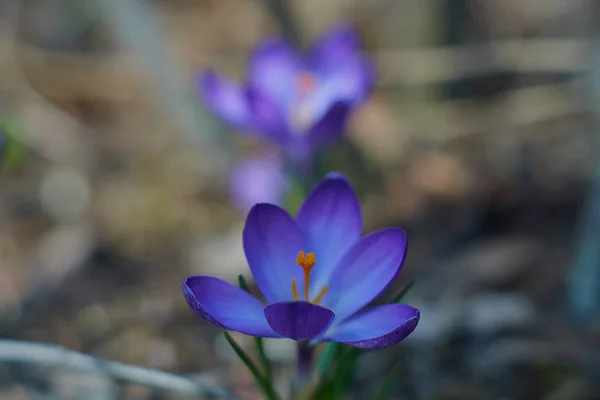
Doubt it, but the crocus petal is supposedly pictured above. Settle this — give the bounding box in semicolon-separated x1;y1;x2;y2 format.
182;276;279;338
296;173;362;296
323;304;419;349
325;56;375;106
312;56;374;112
322;228;408;320
264;301;334;340
246;87;290;143
199;70;251;129
228;153;286;212
310;25;375;108
310;25;360;70
243;204;306;304
248;39;303;109
306;101;351;147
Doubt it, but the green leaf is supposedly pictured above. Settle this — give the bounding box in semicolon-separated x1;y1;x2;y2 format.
331;346;361;399
310;377;334;400
390;280;416;304
255;336;272;382
332;138;384;195
237;275;273;382
284;181;307;216
313;147;335;180
373;361;404;400
311;344;341;399
312;281;416;399
237;274;251;292
312;344;362;400
315;343;339;379
223;331;279;400
0;118;28;170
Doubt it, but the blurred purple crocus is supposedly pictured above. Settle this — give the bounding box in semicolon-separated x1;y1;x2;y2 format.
199;25;374;157
183;173;419;349
229;152;287;212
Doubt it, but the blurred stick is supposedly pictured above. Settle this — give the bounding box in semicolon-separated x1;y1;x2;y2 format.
1;38;587;97
3;37;587;144
376;38;589;86
567;37;600;326
91;0;226;165
399;0;441;103
0;339;244;399
262;0;300;46
569;152;600;325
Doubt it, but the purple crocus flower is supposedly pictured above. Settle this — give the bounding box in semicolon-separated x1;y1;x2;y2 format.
199;25;374;156
228;152;287;212
183;173;419;349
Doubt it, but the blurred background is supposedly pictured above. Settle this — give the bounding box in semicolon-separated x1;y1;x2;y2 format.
1;0;600;399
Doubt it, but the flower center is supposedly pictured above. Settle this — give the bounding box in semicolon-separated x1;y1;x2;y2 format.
292;251;329;304
289;73;317;135
297;73;315;94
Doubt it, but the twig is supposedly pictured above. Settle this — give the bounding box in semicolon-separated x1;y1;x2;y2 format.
376;39;589;85
567;37;600;326
91;0;228;168
262;0;301;46
2;38;588;95
0;339;245;399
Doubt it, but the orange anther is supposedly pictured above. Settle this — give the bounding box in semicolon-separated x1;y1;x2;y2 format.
292;251;328;304
297;73;315;94
296;251;316;301
296;251;305;267
296;251;316;272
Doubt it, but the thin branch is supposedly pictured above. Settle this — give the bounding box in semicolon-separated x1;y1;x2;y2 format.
91;0;228;168
262;0;301;46
376;39;589;86
568;36;600;326
0;339;244;399
2;38;588;95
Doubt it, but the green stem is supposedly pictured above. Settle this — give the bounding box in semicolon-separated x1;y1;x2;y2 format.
315;343;338;379
235;275;276;398
256;336;272;382
223;332;279;400
331;346;361;400
373;361;404;400
296;342;314;383
390;280;416;303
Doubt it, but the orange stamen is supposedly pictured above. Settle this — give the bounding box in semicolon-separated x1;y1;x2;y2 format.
291;278;300;301
292;251;328;304
296;251;316;301
297;73;315;94
311;286;329;305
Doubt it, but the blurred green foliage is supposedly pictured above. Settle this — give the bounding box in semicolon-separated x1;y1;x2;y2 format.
0;117;28;170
